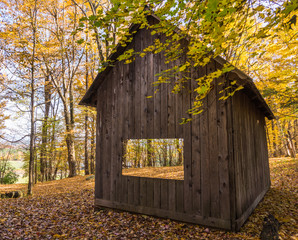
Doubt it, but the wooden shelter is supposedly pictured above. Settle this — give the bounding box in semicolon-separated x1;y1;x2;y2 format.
80;15;274;231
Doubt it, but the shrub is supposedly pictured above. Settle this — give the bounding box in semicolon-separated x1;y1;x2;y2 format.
0;164;18;184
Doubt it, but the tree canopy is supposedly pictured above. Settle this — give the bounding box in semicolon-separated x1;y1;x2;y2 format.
0;0;297;184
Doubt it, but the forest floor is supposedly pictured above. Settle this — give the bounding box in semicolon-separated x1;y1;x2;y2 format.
0;158;297;239
122;165;184;180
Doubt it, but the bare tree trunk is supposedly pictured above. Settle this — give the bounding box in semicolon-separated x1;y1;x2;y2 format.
34;149;38;184
169;145;173;166
276;120;290;156
271;121;277;157
163;144;168;167
177;139;183;166
48;109;57;181
286;121;296;158
84;111;90;174
84;50;90;175
136;142;141;168
28;0;37;195
64;107;77;177
147;139;152;167
67;103;77;177
40;75;51;181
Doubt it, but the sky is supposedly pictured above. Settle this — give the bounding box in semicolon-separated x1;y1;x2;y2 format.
2;102;31;146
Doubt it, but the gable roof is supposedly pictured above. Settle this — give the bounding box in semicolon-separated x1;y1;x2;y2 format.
79;19;143;107
79;14;274;120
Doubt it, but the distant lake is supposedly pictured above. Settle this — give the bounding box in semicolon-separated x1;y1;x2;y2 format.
8;160;27;184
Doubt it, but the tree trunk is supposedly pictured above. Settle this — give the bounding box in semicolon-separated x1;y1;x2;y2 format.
177;139;183;166
163;141;168;167
136;142;141;168
64;107;77;177
28;0;37;195
147;139;152;167
271;121;277;157
84;112;89;175
40;75;51;181
169;145;173;166
286;122;296;158
34;151;38;184
66;132;77;177
84;50;90;175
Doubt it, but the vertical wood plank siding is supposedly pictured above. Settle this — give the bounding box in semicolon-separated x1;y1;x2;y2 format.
94;26;270;231
231;91;271;230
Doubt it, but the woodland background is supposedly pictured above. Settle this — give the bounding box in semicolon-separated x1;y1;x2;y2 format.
0;0;297;191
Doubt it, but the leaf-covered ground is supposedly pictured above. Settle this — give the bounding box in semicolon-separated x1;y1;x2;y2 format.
123;165;184;180
0;158;297;239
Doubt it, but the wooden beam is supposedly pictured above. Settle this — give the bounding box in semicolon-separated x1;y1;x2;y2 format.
94;198;231;230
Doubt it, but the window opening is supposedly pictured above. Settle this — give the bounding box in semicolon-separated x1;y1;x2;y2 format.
122;138;184;180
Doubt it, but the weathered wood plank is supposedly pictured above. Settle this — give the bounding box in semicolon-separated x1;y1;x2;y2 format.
256;109;264;196
239;93;247;215
241;94;249;212
110;67;117;202
116;62;124;203
95;84;104;199
182;50;193;214
200;64;210;218
127;176;134;205
102;78;111;201
207;60;220;218
245;95;253;205
146;31;154;139
160;35;168;139
175;62;183;138
140;29;148;139
233;93;243;219
140;178;147;206
168;180;176;211
128;39;136;139
226;82;236;229
134;31;142;139
119;61;130;204
176;180;184;212
123;56;130;140
167;59;176;138
153;36;161;139
160;179;168;210
216;62;230;220
133;177;140;206
255;112;261;197
250;97;258;201
146;178;154;208
95;198;231;230
161;90;168;138
191;65;202;215
243;95;252;206
259;111;266;191
153;179;161;209
121;175;128;204
121;60;130;205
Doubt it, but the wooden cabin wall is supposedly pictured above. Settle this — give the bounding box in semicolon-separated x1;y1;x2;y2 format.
231;91;271;229
95;27;232;229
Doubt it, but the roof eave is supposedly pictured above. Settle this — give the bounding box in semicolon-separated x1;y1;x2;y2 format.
214;56;275;120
